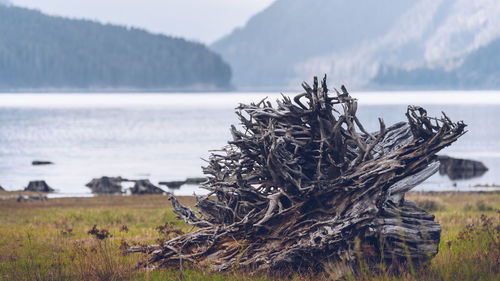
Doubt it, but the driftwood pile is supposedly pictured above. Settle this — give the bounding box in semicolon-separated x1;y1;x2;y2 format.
133;76;466;276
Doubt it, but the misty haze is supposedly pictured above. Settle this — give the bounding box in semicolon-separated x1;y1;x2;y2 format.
1;1;499;280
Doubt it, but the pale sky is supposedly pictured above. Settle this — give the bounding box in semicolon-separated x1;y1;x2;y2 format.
9;0;276;44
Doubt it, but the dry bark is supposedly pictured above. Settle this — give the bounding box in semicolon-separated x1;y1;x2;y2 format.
132;76;466;276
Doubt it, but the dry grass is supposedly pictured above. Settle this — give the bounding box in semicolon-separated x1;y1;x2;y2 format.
0;192;498;280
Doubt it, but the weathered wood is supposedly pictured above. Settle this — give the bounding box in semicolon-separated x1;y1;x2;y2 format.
134;76;466;277
17;192;48;202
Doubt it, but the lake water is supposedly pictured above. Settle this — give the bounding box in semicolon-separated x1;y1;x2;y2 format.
1;91;500;196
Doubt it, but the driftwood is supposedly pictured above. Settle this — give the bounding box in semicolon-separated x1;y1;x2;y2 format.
134;76;466;276
17;192;48;202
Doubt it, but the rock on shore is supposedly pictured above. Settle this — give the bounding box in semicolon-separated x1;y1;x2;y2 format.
86;177;124;194
130;180;165;195
438;155;488;180
24;180;54;192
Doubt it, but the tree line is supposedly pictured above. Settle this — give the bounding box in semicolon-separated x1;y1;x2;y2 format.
0;5;231;91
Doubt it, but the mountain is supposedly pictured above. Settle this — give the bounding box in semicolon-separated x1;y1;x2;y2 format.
372;37;500;89
0;5;231;91
212;0;500;90
212;0;415;90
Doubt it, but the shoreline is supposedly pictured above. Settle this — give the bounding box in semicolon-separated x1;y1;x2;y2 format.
2;189;500;202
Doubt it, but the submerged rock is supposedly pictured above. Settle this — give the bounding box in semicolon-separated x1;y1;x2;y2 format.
32;160;54;165
185;177;207;184
158;181;185;189
437;155;488;180
130;180;165;195
159;177;207;189
86;176;124;194
24;180;54;192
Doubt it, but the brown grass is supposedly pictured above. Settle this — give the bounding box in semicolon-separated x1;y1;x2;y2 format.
0;191;498;280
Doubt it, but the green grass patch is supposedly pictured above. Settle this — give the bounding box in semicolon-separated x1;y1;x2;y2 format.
0;193;498;280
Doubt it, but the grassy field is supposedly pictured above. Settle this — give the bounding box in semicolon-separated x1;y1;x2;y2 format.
0;191;498;281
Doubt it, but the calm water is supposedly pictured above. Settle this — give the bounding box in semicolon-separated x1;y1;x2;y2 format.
1;91;500;196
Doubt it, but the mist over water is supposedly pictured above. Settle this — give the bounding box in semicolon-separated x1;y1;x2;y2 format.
1;91;499;196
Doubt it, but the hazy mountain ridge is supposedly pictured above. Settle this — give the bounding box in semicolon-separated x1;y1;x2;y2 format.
373;37;500;89
212;0;415;90
370;0;500;89
0;5;231;91
213;0;500;90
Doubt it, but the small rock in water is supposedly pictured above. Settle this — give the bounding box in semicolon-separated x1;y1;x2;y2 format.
86;176;124;194
24;180;54;192
159;181;185;189
185;177;207;185
32;160;54;165
159;177;206;189
130;179;165;195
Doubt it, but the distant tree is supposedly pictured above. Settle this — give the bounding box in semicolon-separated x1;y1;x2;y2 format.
0;5;231;91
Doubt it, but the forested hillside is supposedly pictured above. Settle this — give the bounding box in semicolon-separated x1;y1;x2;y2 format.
0;5;231;91
372;37;500;89
212;0;500;90
212;0;414;89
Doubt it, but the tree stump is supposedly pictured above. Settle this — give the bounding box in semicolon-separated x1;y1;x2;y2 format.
134;76;466;276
